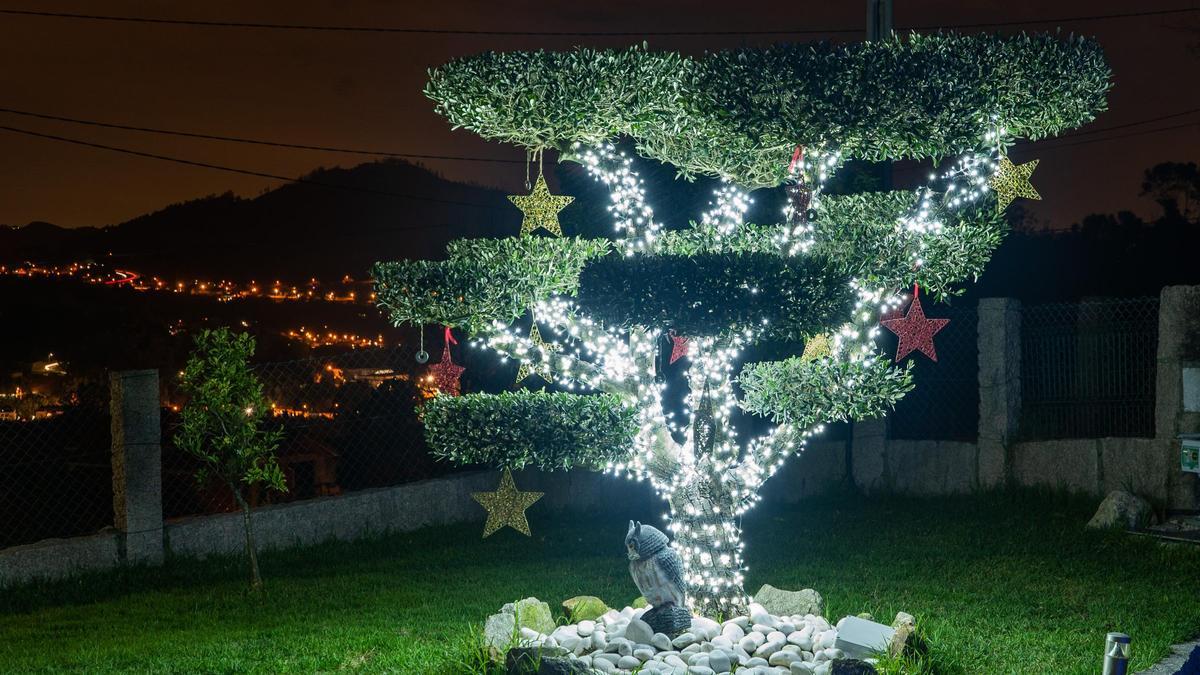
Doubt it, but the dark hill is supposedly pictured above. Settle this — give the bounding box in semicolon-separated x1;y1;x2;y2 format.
1;160;518;280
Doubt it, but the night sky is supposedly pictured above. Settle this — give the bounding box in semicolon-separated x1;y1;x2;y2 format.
0;0;1196;229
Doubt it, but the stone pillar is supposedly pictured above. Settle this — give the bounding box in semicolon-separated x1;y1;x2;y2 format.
977;298;1021;488
110;369;163;565
1156;286;1200;510
851;419;888;493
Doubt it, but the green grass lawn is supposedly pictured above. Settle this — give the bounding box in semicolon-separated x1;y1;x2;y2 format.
1;491;1197;674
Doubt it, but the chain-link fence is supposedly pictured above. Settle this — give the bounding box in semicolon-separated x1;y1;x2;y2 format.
0;380;112;548
1019;297;1159;440
885;303;980;441
161;345;449;519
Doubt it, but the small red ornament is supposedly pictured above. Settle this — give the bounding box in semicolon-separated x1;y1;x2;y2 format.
428;326;465;395
668;330;690;365
880;285;949;363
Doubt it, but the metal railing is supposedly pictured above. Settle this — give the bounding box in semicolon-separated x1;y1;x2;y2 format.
0;381;112;548
886;304;980;442
161;345;452;519
1018;298;1159;440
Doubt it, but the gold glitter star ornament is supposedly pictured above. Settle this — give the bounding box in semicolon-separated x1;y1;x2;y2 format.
989;155;1041;213
472;468;543;537
508;172;573;237
515;323;558;385
800;333;832;362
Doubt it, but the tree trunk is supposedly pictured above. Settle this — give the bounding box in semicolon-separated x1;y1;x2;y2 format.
232;489;263;593
668;478;747;619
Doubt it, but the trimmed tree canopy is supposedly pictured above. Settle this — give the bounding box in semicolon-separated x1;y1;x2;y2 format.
422;391;637;471
381;31;1110;616
576;253;854;341
427;33;1109;186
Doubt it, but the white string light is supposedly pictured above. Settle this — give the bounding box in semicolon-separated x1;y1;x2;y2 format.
468;131;1006;615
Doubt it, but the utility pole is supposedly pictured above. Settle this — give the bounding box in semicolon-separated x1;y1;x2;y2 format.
867;0;893;41
867;0;894;190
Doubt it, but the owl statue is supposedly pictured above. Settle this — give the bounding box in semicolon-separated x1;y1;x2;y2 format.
625;520;692;636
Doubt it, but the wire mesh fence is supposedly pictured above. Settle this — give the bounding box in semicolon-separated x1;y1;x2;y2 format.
161;345;450;520
0;380;112;549
883;303;980;441
1018;297;1159;440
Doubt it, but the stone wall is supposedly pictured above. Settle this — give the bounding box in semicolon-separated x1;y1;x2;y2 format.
4;287;1198;587
841;287;1197;507
1;468;661;586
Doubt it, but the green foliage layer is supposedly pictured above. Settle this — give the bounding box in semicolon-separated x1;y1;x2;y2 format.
372;237;609;333
815;192;1007;298
739;354;914;427
372;191;1002;332
575;253;854;341
422;391;637;470
426;33;1109;186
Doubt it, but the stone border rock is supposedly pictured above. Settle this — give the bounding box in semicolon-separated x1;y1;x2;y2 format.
504;602;881;675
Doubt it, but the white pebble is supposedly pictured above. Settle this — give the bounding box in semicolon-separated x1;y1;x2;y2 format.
577;620;595;636
672;632;698;649
769;651;801;667
754;640;784;658
707;649;732;673
721;623;745;642
618;654;642;669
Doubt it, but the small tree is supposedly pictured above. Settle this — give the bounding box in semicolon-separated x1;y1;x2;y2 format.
175;328;285;592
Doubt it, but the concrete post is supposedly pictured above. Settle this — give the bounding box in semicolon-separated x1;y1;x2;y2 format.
1156;286;1200;510
110;369;163;565
851;419;888;493
977;298;1022;488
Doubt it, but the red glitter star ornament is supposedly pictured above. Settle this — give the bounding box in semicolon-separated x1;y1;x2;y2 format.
428;326;465;395
880;285;950;363
668;330;690;364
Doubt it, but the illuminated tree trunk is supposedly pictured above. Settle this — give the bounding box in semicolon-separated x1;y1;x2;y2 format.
668;477;747;619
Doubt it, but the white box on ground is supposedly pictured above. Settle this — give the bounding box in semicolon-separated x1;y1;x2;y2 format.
835;616;896;659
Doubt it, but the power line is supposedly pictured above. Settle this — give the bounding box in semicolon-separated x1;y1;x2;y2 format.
1;107;1193;213
3;104;1198;165
1044;106;1200;140
0;106;523;163
0;124;506;217
907;6;1198;31
1020;120;1199;151
0;6;1195;36
891;118;1199;175
0;8;859;36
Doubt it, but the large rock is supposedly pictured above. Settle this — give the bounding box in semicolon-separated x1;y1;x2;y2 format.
889;611;927;658
1087;490;1156;530
562;596;610;623
505;646;590;674
485;611;518;656
753;585;825;618
515;597;557;635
